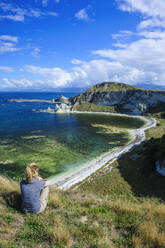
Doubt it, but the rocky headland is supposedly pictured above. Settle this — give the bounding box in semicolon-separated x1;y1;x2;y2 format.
53;82;165;115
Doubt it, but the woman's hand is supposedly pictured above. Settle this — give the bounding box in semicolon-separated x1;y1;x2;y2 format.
38;176;43;181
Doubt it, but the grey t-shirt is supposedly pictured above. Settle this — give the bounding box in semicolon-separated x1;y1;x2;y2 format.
20;178;46;213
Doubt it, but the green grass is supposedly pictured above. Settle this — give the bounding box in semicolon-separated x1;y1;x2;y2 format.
73;102;117;112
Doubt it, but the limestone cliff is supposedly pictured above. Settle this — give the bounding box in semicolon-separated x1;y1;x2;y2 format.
55;82;165;114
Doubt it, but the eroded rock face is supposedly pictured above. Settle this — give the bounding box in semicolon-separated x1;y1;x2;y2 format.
53;82;165;114
54;102;72;112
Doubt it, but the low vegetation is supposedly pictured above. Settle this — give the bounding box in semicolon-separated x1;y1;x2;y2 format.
73;102;117;113
0;108;165;247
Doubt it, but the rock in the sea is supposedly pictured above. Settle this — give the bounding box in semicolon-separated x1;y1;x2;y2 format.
54;102;72;113
53;95;72;113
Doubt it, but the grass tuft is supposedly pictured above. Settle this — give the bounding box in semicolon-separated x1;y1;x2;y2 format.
49;216;70;246
49;191;62;208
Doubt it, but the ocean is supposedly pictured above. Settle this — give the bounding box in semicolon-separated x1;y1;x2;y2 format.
0;92;143;180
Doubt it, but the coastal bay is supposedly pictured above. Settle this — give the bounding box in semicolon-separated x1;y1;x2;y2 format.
0;92;146;181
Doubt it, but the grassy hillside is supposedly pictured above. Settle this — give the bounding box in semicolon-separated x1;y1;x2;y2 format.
72;102;131;114
0;109;165;247
84;82;165;94
73;102;116;112
85;82;139;93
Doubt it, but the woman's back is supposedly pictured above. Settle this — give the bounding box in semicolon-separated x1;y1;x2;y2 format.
20;178;46;213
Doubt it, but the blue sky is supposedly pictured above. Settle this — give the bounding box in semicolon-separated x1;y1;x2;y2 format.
0;0;165;91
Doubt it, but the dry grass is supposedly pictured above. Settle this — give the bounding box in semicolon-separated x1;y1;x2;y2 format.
0;175;21;211
132;235;144;248
146;117;165;139
139;201;165;223
98;237;114;248
133;221;165;248
110;200;140;215
50;216;70;246
49;191;62;208
155;204;165;221
0;175;19;194
110;199;165;248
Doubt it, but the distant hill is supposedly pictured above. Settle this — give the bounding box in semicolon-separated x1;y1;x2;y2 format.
134;83;165;91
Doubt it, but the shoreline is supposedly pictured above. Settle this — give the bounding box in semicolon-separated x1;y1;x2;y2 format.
50;112;156;190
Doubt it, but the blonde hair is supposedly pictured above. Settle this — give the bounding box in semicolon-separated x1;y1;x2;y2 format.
25;163;39;183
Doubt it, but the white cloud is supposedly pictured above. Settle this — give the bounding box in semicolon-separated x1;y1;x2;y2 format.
0;66;14;72
0;35;18;43
24;65;73;87
48;12;58;17
42;0;60;6
92;35;165;85
117;0;165;29
0;14;25;21
138;18;165;29
139;30;165;39
0;41;20;53
0;2;58;22
117;0;165;18
71;59;82;65
112;30;135;39
0;34;20;53
0;3;42;21
75;9;89;21
0;77;36;89
30;47;40;58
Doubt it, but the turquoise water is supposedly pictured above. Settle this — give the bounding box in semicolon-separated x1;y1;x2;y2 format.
0;92;144;179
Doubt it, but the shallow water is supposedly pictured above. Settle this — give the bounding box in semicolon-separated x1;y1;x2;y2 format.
0;92;145;180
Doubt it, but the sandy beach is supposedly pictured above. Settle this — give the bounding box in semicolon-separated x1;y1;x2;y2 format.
50;112;156;190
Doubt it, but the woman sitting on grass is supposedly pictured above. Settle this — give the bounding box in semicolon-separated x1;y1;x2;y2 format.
20;163;51;214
